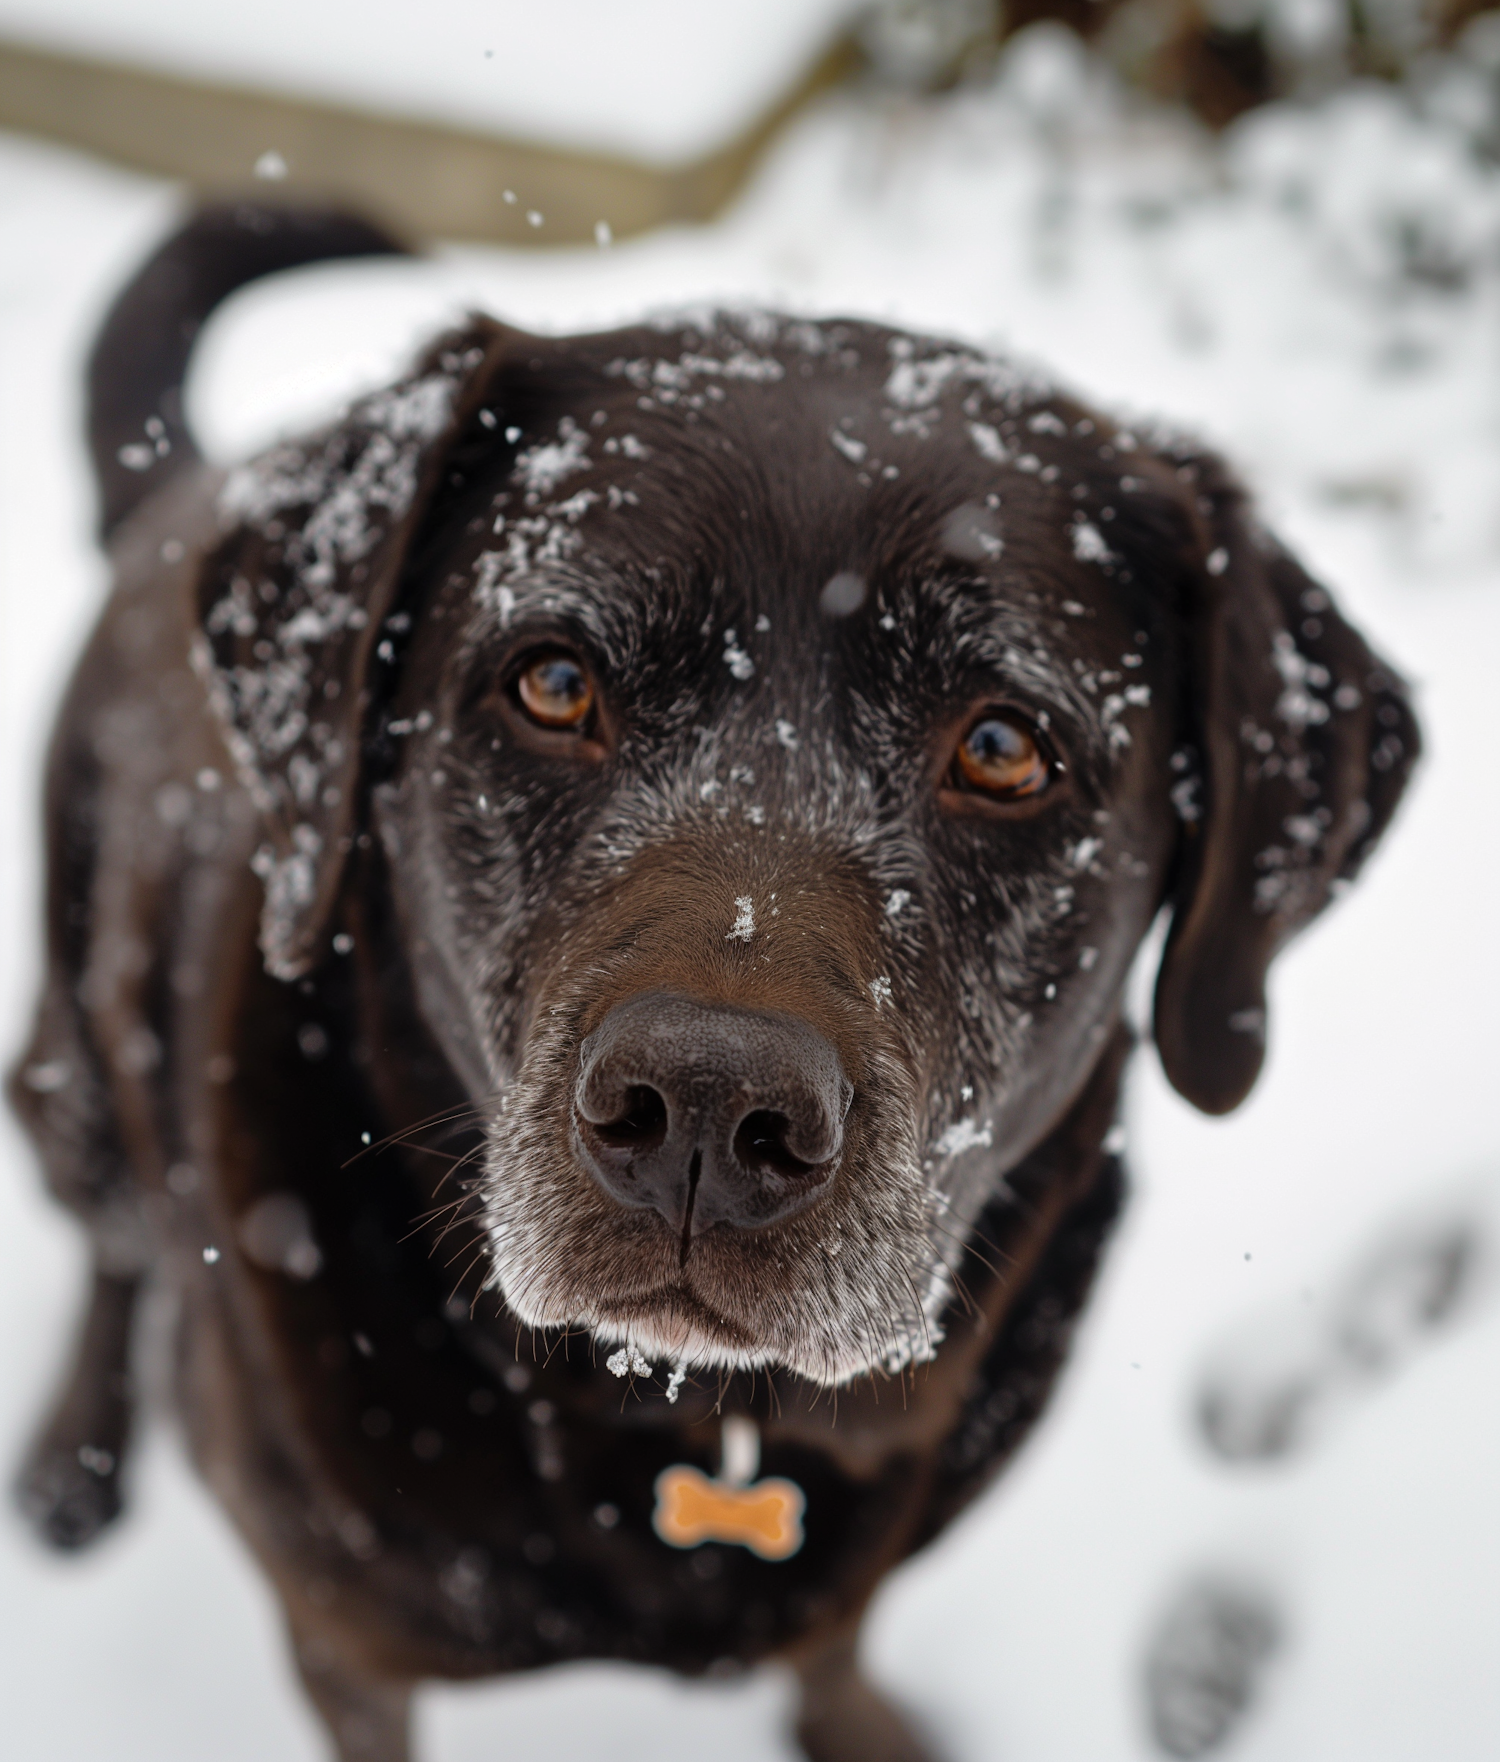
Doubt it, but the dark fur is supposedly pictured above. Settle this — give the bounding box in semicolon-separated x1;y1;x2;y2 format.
10;205;1418;1761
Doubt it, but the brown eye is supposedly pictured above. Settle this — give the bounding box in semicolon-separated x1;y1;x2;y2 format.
515;652;594;729
955;712;1052;799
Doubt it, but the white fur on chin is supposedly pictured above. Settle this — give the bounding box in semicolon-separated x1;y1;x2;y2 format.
486;1233;947;1387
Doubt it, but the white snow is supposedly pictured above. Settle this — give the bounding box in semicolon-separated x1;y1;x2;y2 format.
936;1117;995;1158
967;420;1010;464
0;0;862;166
2;24;1499;1762
726;896;756;942
722;632;755;681
604;1344;654;1379
514;417;591;498
1071;519;1113;565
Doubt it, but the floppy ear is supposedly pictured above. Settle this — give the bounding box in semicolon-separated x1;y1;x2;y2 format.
1153;452;1420;1114
192;317;512;980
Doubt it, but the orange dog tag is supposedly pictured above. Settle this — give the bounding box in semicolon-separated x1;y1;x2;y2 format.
652;1417;805;1561
653;1464;805;1560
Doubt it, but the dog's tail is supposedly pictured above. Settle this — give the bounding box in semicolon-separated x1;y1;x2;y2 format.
88;200;410;541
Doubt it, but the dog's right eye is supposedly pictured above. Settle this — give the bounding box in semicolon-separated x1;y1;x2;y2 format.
513;652;595;730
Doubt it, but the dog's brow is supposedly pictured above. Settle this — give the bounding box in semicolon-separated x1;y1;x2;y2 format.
469;570;644;670
898;581;1116;765
955;617;1090;709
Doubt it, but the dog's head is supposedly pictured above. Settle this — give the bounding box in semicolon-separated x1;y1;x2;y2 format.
193;312;1417;1385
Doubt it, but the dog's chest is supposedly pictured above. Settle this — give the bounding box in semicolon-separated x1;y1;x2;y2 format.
201;938;1122;1675
215;1151;1122;1679
242;1267;933;1672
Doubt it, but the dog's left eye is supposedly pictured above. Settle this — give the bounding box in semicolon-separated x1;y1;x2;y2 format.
952;711;1054;799
514;652;595;730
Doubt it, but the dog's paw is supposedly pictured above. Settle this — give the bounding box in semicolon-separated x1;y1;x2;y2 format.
1143;1576;1281;1759
1196;1198;1492;1463
14;1438;126;1551
794;1674;940;1762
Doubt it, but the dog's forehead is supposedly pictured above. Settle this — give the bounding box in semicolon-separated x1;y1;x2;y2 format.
472;312;1154;675
502;310;1058;521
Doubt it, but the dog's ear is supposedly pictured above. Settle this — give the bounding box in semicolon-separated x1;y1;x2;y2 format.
192;317;513;980
1152;452;1419;1114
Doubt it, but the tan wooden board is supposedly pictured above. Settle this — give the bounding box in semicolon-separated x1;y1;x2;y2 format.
0;34;856;245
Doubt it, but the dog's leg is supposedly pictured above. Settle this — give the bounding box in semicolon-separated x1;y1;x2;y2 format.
792;1621;937;1762
294;1642;413;1762
15;1260;139;1550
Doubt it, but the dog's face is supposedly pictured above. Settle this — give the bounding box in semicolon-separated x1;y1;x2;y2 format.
194;313;1417;1386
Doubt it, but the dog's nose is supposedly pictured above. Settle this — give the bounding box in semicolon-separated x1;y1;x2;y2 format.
573;992;851;1244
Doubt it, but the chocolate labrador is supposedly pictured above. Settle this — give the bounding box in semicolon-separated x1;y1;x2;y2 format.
9;204;1418;1762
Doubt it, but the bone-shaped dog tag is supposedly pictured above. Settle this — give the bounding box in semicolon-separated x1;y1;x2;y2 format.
653;1416;805;1561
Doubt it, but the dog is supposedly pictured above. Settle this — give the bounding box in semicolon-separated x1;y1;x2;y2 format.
9;202;1418;1762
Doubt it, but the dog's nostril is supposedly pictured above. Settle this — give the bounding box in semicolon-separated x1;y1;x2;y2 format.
589;1083;668;1150
733;1109;820;1179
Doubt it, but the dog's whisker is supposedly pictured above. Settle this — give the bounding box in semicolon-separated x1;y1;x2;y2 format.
339;1097;502;1170
402;1190;475;1233
443;1244;492;1302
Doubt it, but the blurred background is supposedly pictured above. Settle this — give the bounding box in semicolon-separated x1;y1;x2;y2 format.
0;2;1497;1758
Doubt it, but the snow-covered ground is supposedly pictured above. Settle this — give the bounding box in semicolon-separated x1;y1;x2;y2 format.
0;0;859;164
2;28;1498;1760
